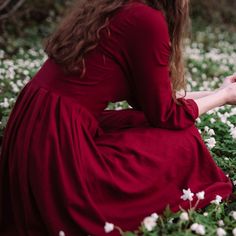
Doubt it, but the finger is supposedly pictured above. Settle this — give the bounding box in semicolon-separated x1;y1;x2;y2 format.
226;75;236;82
230;76;236;82
232;73;236;81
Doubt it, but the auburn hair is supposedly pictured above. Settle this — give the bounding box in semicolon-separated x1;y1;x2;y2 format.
44;0;190;101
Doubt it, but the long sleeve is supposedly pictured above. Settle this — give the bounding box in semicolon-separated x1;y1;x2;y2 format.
122;3;199;129
98;109;149;132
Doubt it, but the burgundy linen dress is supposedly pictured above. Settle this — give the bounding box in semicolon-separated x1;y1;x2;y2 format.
0;1;233;235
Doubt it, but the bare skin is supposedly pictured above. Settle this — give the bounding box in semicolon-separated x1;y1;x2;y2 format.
176;74;236;116
176;90;214;100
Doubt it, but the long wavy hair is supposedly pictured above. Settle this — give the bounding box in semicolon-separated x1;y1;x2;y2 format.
44;0;190;101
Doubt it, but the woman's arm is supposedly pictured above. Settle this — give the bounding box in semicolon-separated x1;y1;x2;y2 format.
193;89;226;116
120;7;199;129
176;90;214;99
177;74;236;100
193;83;236;116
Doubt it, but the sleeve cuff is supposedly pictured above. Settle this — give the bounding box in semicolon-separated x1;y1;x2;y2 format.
177;98;199;120
185;98;199;120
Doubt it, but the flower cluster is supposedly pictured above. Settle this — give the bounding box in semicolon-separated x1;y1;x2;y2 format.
104;212;159;234
210;195;222;205
190;223;206;235
142;213;159;231
103;188;236;236
180;188;206;210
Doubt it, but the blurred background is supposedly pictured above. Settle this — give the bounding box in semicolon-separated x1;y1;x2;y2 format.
0;0;236;51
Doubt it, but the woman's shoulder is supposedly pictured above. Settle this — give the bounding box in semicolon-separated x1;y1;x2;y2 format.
113;1;168;33
123;1;166;21
123;1;160;14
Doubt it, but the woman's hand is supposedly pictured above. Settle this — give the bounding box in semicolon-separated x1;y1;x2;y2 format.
218;73;236;90
192;74;236;117
193;83;236;117
224;82;236;105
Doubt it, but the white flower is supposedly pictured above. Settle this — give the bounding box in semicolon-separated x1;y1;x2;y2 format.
230;211;236;220
190;223;199;231
0;98;10;108
220;115;227;123
226;121;234;129
143;216;157;231
210;118;216;123
168;218;174;224
216;228;226;236
150;213;159;220
195;224;206;235
191;223;206;235
59;231;65;236
203;212;208;216
208;129;215;136
196;191;205;200
205;137;216;149
217;220;224;227
180;212;189;221
104;222;114;233
211;195;222;205
181;188;194;201
230;127;236;139
196;118;201;123
232;228;236;236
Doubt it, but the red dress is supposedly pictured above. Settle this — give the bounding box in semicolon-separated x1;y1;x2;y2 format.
0;1;232;236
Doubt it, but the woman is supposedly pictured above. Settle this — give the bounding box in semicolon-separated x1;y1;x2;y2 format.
0;0;236;235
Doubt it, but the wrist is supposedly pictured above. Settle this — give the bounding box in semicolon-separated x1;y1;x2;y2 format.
215;88;228;106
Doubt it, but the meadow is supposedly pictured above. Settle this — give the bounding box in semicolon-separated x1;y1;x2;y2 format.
0;24;236;235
